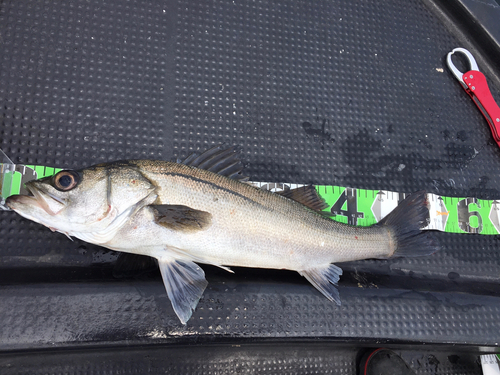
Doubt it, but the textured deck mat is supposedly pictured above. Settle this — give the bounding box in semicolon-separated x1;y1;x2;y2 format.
0;345;483;375
0;0;500;371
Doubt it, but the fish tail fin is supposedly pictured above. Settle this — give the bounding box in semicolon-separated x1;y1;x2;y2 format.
377;190;439;257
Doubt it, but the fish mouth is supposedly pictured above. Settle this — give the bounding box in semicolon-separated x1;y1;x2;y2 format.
5;192;46;226
6;193;43;210
6;184;66;216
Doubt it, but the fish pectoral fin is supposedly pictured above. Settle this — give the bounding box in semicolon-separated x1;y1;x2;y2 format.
153;205;212;232
298;264;343;305
277;185;328;212
113;253;158;278
158;258;208;325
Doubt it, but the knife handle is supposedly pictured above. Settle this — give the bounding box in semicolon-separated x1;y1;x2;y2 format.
462;70;500;144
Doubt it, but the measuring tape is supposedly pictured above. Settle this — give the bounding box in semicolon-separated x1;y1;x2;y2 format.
252;182;498;235
1;163;499;235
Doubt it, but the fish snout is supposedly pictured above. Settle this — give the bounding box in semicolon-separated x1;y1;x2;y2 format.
6;185;66;216
5;194;43;211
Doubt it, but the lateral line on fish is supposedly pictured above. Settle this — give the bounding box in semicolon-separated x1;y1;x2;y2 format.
157;170;275;212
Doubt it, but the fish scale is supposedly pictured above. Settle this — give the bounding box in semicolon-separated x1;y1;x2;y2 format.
137;161;392;266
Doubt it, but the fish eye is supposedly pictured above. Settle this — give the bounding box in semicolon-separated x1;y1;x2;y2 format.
53;170;80;191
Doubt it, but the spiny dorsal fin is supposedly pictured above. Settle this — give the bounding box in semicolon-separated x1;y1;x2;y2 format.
153;205;212;232
177;145;249;181
277;185;329;212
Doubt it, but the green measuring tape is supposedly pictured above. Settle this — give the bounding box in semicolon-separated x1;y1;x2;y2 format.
253;182;498;235
1;162;499;235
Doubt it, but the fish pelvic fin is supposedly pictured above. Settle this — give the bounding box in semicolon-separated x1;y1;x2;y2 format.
158;258;208;325
298;264;343;305
377;190;439;257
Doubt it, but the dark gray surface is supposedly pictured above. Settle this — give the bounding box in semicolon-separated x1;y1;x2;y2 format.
0;345;483;375
172;0;500;195
0;0;499;372
1;272;500;350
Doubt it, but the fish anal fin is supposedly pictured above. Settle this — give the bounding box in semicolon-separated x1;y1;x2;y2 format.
178;144;249;181
153;205;212;232
299;264;343;305
278;185;328;212
158;258;208;324
113;253;158;278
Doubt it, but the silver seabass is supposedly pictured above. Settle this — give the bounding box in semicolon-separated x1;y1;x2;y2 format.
6;146;438;324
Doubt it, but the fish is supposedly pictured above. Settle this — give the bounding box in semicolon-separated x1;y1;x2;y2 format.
6;145;438;324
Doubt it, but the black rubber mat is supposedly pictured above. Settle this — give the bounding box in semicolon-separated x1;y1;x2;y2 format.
1;0;500;373
0;344;483;375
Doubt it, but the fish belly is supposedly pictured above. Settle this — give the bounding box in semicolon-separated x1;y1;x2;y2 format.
104;199;391;272
175;208;392;270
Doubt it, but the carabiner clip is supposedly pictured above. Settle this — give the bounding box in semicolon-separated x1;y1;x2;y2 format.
446;48;479;89
446;47;500;148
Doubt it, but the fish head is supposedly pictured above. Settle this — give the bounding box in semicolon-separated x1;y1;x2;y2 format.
6;163;156;238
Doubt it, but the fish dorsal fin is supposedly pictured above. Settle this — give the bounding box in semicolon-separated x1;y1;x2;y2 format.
277;185;329;212
178;145;249;181
153;205;212;232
